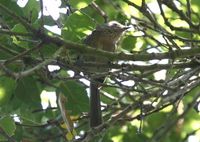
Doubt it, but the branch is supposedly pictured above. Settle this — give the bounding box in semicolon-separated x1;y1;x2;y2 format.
44;34;200;62
1;3;200;62
0;58;54;79
0;29;33;36
4;42;44;65
150;91;200;142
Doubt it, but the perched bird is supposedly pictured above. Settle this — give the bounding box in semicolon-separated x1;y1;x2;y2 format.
83;21;128;127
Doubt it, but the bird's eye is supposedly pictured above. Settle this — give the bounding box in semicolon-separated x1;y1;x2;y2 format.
112;23;118;26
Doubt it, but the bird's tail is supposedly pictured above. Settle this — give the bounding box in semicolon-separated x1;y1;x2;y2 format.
90;82;102;127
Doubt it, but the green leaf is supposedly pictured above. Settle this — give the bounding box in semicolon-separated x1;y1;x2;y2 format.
121;36;137;51
0;46;13;59
58;81;89;115
0;76;16;106
62;11;95;42
15;76;41;108
12;23;27;33
145;112;168;133
23;0;40;23
175;30;191;39
11;24;28;48
69;0;93;9
0;1;23;16
0;116;16;141
191;0;200;6
40;43;58;57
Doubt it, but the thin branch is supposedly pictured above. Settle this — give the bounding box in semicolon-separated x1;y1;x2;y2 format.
39;0;44;31
0;44;18;56
4;42;44;65
0;58;54;79
150;91;200;142
44;34;200;62
0;29;33;36
90;2;108;22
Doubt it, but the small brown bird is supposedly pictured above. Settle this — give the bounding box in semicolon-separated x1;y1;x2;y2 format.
84;21;128;127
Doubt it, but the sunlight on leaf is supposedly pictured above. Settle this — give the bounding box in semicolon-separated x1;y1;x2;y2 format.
69;0;93;9
111;135;123;142
0;77;16;105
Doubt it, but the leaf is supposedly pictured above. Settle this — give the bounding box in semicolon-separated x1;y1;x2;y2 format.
15;76;41;108
0;116;16;141
121;36;137;51
23;0;40;23
12;23;27;33
145;112;168;132
0;0;23;16
69;0;93;9
57;81;89;115
66;132;74;141
39;43;58;57
0;46;13;59
65;130;77;141
11;23;29;48
0;76;16;106
62;11;95;42
191;0;200;6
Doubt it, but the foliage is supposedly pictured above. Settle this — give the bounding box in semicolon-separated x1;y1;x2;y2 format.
0;0;200;142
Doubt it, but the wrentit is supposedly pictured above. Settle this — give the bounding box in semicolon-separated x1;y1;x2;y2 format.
83;21;128;127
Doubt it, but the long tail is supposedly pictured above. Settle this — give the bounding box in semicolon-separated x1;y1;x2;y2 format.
90;82;102;127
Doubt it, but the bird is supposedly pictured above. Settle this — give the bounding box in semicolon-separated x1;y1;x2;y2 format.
83;21;129;127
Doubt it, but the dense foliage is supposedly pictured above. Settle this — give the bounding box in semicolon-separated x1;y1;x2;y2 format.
0;0;200;141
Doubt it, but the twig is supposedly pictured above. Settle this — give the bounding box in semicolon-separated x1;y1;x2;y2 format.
90;2;108;22
39;0;44;31
4;42;44;65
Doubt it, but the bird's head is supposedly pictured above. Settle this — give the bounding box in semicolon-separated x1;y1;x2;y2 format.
95;21;129;42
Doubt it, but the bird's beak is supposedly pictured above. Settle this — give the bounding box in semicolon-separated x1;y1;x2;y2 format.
117;26;129;32
122;26;131;30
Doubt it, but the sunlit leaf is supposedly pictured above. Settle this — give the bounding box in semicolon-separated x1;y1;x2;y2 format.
62;11;95;42
0;77;16;105
69;0;93;9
